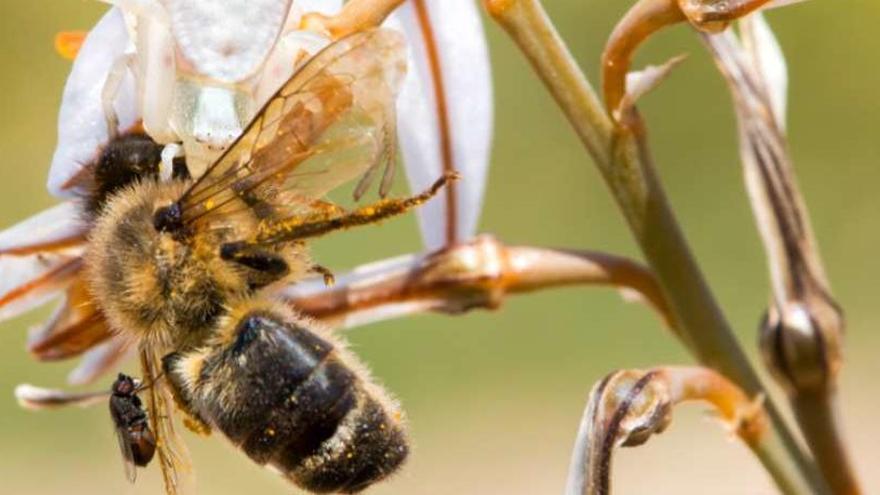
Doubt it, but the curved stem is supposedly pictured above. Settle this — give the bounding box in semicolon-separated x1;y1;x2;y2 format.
567;366;770;495
483;0;828;493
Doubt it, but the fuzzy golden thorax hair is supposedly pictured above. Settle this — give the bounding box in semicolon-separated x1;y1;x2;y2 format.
85;179;310;352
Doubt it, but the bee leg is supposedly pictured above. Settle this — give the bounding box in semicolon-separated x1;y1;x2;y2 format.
309;264;336;286
160;353;212;436
219;242;290;288
101;53;136;138
256;172;459;244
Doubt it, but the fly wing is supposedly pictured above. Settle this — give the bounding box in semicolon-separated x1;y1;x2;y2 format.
114;423;139;483
176;28;406;233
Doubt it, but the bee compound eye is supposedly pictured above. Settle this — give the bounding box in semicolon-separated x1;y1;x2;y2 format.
153;203;184;233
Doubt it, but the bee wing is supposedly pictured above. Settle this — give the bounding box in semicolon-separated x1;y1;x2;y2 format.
140;348;192;495
114;424;139;483
177;28;406;230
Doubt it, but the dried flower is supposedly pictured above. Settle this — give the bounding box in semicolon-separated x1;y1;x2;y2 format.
566;367;767;495
703;14;843;396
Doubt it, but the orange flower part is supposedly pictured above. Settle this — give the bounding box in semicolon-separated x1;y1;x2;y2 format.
54;31;87;60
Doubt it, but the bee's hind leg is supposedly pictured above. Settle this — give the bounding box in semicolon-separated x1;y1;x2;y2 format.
256;172;459;245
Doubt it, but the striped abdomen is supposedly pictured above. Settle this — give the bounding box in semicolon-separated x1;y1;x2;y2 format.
167;307;408;493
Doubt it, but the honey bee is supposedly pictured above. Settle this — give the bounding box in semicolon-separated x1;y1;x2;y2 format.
21;28;450;494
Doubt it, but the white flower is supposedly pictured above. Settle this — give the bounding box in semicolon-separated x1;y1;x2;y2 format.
0;0;493;383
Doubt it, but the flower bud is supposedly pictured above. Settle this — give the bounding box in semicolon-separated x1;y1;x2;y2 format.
759;296;844;396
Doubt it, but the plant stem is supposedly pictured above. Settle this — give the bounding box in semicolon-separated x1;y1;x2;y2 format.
792;392;861;495
483;0;828;493
701;25;861;494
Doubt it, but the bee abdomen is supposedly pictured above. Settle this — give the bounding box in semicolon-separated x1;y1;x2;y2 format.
185;308;407;493
290;389;408;493
241;355;358;466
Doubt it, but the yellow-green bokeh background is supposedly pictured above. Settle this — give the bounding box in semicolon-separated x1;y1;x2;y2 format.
1;1;877;494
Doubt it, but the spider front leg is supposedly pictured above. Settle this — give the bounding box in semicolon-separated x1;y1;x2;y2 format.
101;53;136;138
300;0;405;39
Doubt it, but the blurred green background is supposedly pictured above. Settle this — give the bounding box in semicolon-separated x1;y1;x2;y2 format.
1;1;877;494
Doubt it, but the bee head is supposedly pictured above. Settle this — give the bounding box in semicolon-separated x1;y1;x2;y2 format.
87;132;190;217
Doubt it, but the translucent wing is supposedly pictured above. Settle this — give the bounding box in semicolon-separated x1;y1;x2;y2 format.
140;348;191;495
114;424;139;483
177;28;406;232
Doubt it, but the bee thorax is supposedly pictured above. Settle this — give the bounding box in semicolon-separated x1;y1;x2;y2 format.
86;180;245;349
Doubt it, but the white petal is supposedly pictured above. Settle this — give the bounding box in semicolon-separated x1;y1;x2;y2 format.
741;13;788;130
281;253;420;300
0;204;85;321
161;0;293;83
0;202;85;255
48;7;138;197
390;0;494;250
0;254;82;322
68;338;133;385
280;253;427;329
15;383;107;410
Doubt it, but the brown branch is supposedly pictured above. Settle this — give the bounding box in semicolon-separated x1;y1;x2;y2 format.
602;0;774;117
284;235;675;332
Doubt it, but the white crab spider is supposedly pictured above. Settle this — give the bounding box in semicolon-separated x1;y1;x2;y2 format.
99;0;338;178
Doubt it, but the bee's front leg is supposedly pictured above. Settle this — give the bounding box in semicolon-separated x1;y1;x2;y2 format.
219;242;290;289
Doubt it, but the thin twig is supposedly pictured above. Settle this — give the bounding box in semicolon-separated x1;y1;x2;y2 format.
483;0;826;493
